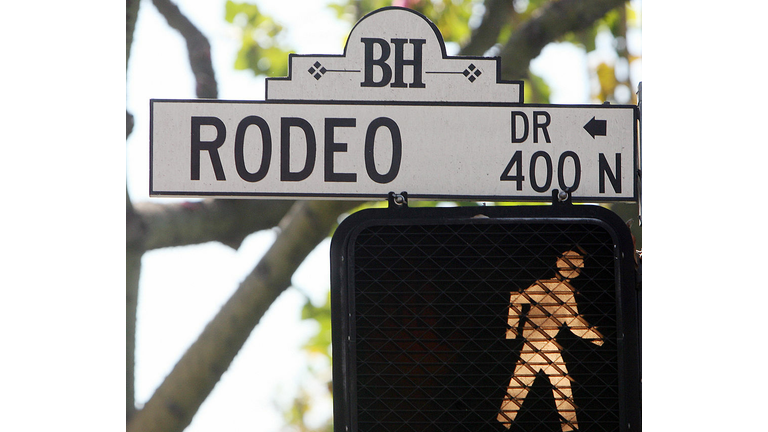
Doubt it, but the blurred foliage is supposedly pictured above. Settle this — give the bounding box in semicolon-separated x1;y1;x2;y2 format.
400;0;479;46
595;62;617;101
282;386;333;432
524;72;551;104
224;0;291;77
225;0;640;104
282;294;334;432
329;0;393;23
301;294;333;358
329;0;480;46
588;2;641;104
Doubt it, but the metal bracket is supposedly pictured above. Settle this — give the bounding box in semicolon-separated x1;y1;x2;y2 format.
636;82;642;227
388;191;409;208
552;188;573;206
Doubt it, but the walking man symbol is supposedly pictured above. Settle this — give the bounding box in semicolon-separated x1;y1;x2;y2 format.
498;250;603;432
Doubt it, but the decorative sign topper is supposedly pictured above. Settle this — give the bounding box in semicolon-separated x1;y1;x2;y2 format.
150;7;638;202
265;7;521;104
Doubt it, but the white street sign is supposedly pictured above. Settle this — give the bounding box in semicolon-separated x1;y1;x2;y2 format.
151;101;636;201
150;7;638;202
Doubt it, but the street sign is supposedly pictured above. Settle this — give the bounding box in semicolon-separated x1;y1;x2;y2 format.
330;204;641;432
150;7;638;202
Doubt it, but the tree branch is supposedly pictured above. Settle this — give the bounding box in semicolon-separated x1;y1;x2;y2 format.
132;199;296;250
125;2;226;419
152;0;218;98
126;200;359;432
126;189;146;423
126;0;142;421
127;0;141;67
499;0;626;80
459;0;515;56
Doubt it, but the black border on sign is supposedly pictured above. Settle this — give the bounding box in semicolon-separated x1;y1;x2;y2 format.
329;204;641;432
264;6;525;103
149;99;639;202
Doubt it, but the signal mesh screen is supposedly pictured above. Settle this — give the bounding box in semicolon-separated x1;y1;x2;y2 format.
349;220;620;432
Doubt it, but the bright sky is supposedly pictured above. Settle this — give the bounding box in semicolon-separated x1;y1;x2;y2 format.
124;1;640;431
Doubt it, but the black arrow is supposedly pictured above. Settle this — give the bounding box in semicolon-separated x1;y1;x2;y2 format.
584;116;607;138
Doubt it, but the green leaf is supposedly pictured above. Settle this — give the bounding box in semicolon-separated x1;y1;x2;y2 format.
301;294;333;357
523;71;550;104
224;1;292;77
602;8;623;38
595;62;617;102
564;26;598;53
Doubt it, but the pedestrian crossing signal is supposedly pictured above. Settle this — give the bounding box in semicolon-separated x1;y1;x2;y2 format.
498;248;605;431
330;204;640;432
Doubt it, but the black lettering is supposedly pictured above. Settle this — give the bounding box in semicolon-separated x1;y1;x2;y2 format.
361;38;391;87
533;111;551;144
530;151;553;192
234;116;271;182
325;118;357;182
557;151;581;192
390;38;426;88
599;153;621;193
280;117;316;182
364;117;402;184
191;116;226;181
511;111;529;143
500;150;525;191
